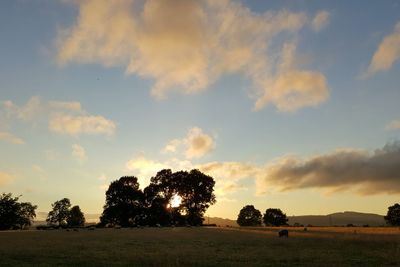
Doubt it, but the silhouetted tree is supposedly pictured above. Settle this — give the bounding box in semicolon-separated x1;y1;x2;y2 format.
100;176;144;227
67;205;85;227
384;203;400;226
237;205;262;226
144;169;216;226
46;198;71;226
0;193;37;230
263;208;288;226
178;169;216;226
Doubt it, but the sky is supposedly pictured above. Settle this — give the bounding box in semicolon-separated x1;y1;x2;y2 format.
1;0;400;220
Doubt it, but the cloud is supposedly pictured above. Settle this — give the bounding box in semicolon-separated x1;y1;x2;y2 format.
0;132;25;144
49;113;115;136
367;22;400;75
49;101;82;111
57;0;329;112
0;172;15;186
254;43;329;111
311;11;330;32
1;97;115;137
162;139;181;153
386;119;400;130
2;96;42;121
163;127;215;159
72;144;87;162
256;142;400;195
184;127;215;158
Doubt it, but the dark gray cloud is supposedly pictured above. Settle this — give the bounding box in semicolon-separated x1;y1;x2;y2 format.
257;142;400;195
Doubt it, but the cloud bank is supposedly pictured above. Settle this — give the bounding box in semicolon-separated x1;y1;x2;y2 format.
127;142;400;197
256;142;400;195
367;21;400;75
58;0;329;112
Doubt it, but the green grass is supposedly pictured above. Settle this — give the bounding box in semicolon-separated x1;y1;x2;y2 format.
0;227;399;267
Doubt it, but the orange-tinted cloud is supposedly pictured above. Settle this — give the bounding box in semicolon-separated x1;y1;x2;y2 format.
57;0;329;111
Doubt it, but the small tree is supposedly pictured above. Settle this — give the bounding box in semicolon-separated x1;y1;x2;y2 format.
0;193;37;230
384;203;400;226
263;208;288;226
237;205;262;226
46;198;71;226
67;205;85;227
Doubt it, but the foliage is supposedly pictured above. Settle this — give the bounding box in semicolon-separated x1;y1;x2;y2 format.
100;176;144;227
67;205;85;227
100;169;216;227
384;203;400;226
236;205;262;226
143;169;216;226
263;208;288;226
0;193;37;230
46;198;72;226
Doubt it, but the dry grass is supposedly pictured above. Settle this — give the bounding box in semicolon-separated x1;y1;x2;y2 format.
0;227;399;267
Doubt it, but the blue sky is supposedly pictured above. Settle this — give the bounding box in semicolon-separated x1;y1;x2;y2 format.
1;0;400;219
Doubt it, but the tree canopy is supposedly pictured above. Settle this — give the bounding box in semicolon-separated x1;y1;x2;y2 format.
0;193;37;230
384;203;400;226
101;169;216;227
46;198;71;226
263;208;288;226
237;205;262;226
67;205;85;227
100;176;144;227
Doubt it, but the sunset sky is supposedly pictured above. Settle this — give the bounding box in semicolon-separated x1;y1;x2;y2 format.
1;0;400;220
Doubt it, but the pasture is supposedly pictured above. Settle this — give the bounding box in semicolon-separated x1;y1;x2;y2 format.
0;227;399;267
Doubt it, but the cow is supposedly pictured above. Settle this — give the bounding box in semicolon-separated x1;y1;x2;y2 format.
278;229;289;237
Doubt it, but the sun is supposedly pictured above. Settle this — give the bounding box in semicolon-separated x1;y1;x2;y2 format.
169;194;182;208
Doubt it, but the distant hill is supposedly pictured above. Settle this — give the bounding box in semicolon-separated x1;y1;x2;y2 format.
288;211;386;226
208;211;385;227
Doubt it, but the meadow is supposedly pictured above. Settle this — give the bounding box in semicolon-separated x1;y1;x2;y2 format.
0;227;399;267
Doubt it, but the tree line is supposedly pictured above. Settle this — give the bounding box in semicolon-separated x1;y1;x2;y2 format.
1;168;400;230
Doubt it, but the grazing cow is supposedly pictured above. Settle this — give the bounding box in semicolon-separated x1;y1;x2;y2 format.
278;229;289;237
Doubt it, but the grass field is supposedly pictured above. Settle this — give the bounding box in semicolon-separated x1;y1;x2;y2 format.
0;227;399;267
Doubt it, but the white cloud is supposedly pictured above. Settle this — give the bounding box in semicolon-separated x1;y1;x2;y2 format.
386;119;400;130
163;127;215;159
162;139;182;153
0;172;15;186
57;0;329;112
184;127;215;158
49;113;115;136
254;43;329;112
311;11;330;32
72;144;87;162
0;132;25;144
367;22;400;75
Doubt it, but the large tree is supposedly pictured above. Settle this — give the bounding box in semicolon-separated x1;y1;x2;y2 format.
46;198;71;226
100;176;144;227
144;169;216;226
384;203;400;226
0;193;37;230
67;205;85;227
263;208;288;226
237;205;262;226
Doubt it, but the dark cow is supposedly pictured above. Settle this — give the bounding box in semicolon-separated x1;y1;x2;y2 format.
278;229;289;237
